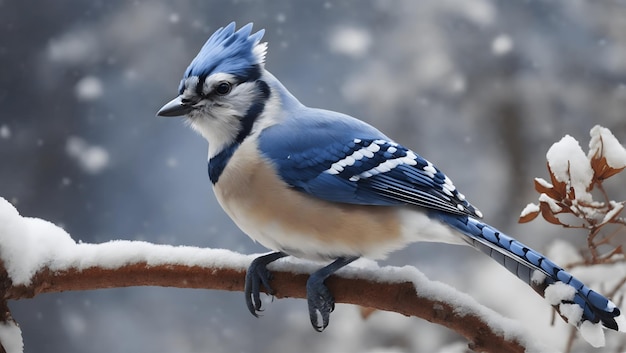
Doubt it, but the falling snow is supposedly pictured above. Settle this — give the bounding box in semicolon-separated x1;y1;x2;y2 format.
66;136;110;174
47;30;97;64
75;76;104;101
328;26;372;58
491;34;513;55
0;125;10;139
6;3;626;352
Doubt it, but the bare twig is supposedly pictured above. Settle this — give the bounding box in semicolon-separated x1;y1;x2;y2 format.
563;325;577;353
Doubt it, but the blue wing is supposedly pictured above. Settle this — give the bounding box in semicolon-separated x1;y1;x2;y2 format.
258;109;481;218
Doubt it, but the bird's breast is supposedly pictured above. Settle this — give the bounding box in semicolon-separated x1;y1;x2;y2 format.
212;138;409;260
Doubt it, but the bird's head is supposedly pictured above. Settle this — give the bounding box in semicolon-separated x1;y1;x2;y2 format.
157;22;270;155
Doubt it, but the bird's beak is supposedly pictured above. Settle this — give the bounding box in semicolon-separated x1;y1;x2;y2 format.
157;96;193;117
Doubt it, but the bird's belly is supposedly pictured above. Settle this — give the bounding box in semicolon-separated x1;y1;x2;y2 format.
212;142;414;260
212;140;465;260
215;177;407;260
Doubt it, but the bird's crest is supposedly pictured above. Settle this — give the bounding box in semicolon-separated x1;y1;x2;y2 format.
179;22;267;94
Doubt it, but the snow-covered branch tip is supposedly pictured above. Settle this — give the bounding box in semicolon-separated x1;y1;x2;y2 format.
519;125;626;264
519;125;626;351
0;196;539;353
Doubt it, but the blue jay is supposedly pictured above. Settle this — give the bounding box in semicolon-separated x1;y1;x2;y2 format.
157;22;625;334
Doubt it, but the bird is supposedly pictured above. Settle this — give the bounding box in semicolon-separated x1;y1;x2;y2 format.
157;22;625;335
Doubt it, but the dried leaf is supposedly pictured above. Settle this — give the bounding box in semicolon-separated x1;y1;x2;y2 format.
539;201;564;225
589;131;626;180
547;163;567;199
601;166;625;179
534;178;562;200
519;209;540;223
590;154;607;178
594;156;625;180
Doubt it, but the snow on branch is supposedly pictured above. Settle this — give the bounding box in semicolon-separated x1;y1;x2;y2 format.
519;125;626;264
0;197;542;353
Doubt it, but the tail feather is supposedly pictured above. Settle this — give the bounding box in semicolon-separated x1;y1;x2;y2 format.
432;212;625;332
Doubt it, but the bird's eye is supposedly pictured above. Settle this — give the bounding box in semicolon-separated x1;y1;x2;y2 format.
215;81;232;96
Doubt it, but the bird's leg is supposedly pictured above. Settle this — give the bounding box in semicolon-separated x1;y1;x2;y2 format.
307;256;359;332
244;251;288;317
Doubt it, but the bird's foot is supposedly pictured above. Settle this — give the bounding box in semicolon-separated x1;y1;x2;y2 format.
305;256;358;332
306;276;335;332
244;252;287;317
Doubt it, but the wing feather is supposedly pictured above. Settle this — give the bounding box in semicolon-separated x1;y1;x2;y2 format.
258;110;481;218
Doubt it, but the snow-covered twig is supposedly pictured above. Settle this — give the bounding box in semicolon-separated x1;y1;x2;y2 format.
0;197;540;353
520;125;626;265
0;256;537;353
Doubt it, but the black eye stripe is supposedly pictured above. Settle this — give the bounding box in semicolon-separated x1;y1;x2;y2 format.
196;74;208;96
187;75;240;98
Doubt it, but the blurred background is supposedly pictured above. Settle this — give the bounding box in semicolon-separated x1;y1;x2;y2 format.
1;1;626;352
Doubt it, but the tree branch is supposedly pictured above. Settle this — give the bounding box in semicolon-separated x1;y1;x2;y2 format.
0;253;533;353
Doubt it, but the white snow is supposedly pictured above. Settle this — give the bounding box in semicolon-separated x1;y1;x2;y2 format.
530;270;546;285
538;193;562;213
461;0;496;26
328;26;372;58
0;321;23;353
534;177;553;190
275;13;287;23
47;30;98;65
544;282;575;306
168;13;180;24
543;240;626;341
543;283;605;345
519;203;540;218
601;200;624;225
0;125;10;139
491;34;513;56
448;74;466;93
165;157;178;168
579;321;605;348
0;197;252;286
66;136;110;174
556;302;583;327
75;76;104;101
546;135;593;202
588;125;626;169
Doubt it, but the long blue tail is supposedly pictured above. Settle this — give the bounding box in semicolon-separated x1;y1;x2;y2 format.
432;212;625;332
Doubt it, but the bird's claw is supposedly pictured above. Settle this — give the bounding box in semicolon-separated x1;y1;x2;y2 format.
244;266;272;316
244;252;287;317
306;278;335;332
